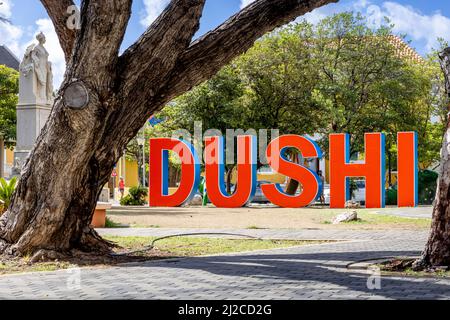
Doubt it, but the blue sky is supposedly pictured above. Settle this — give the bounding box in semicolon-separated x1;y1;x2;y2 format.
1;0;450;86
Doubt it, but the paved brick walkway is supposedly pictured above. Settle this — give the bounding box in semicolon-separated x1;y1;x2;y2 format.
374;206;432;219
1;229;449;300
98;227;428;241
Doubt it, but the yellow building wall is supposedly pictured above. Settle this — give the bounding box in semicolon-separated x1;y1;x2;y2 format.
114;157;140;187
387;172;398;186
5;149;13;166
116;157;139;188
256;173;285;184
125;159;139;187
229;168;285;184
109;157;142;201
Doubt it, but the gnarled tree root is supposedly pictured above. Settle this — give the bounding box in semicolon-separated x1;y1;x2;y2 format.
0;228;119;264
412;257;428;271
79;228;119;253
0;238;9;255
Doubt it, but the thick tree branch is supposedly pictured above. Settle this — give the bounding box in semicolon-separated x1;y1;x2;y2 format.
69;0;132;89
439;47;450;98
40;0;77;61
165;0;338;99
86;0;206;188
0;0;340;257
119;0;206;96
108;0;337;171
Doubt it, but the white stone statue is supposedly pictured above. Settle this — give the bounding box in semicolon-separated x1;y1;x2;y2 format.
19;32;54;105
14;32;55;176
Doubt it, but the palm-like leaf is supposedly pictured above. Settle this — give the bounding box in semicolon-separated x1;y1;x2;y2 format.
0;177;16;213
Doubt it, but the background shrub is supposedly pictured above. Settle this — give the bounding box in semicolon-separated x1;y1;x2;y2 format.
120;185;148;206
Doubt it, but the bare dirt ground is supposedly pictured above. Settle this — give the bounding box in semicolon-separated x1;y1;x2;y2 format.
106;205;431;230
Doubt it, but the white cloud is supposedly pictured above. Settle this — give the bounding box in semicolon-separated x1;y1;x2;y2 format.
240;0;256;9
364;2;450;52
140;0;170;27
353;0;371;10
0;20;22;53
296;0;356;25
302;9;329;25
0;0;13;18
0;0;23;56
296;1;450;54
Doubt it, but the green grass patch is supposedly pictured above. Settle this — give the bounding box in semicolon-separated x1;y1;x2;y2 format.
0;260;75;275
320;211;430;228
376;258;450;278
383;268;450;278
0;236;331;276
105;217;124;228
105;236;330;257
359;213;430;226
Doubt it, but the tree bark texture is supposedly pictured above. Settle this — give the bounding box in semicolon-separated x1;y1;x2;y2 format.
416;47;450;268
0;0;337;258
285;153;300;195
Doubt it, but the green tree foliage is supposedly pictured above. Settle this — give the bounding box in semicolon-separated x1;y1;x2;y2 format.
415;39;449;168
237;21;322;133
143;12;446;180
120;185;148;206
309;14;437;160
0;65;18;147
156;66;245;133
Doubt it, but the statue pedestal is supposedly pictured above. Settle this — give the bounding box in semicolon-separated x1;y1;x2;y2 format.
13;103;52;174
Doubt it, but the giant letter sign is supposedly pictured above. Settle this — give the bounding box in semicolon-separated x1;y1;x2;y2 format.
329;133;385;208
149;138;200;207
204;135;257;207
261;135;323;208
397;132;418;207
147;132;418;209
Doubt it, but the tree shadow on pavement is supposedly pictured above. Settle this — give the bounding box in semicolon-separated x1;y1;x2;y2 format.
137;248;450;299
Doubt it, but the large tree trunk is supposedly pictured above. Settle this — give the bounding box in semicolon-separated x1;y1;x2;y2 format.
0;0;336;259
415;48;450;269
285;152;300;195
0;0;136;257
226;165;235;194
